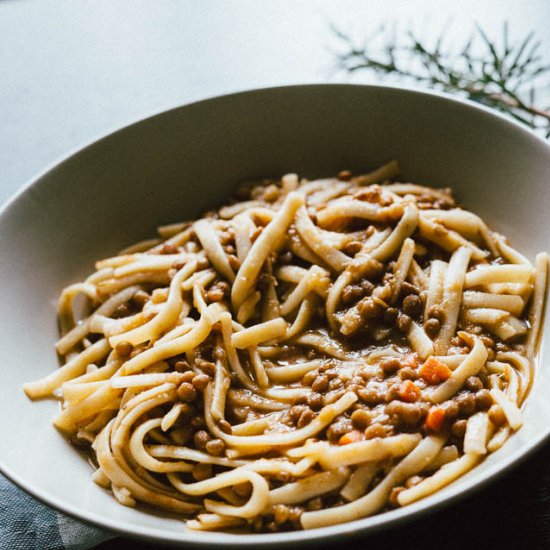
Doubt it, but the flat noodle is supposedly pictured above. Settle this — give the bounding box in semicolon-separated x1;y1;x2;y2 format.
295;206;351;271
407;322;434;360
301;436;445;529
24;165;545;533
340;463;378;502
435;247;471;355
353;160;400;185
418;216;486;261
316;200;403;228
462;291;524;316
194;220;235;282
268;468;350;506
397;453;480;506
109;261;197;347
424;260;447;318
290;434;421;469
527;253;548;358
426;336;488;403
231;191;304;309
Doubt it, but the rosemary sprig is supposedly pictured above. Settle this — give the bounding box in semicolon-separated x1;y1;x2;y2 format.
333;23;550;138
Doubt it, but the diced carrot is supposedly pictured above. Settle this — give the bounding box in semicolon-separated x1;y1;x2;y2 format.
398;380;421;403
425;407;446;433
338;430;364;445
418;356;452;385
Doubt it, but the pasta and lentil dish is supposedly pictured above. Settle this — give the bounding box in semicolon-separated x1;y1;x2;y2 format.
24;161;547;532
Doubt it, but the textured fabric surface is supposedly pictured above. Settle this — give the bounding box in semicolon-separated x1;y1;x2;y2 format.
0;473;113;550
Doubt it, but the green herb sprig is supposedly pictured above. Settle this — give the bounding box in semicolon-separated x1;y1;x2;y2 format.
333;23;550;138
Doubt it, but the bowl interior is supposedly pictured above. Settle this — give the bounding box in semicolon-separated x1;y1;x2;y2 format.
1;84;550;546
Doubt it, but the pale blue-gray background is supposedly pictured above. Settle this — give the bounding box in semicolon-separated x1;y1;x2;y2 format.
1;0;549;205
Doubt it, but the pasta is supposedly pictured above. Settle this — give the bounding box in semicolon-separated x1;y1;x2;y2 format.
24;162;547;532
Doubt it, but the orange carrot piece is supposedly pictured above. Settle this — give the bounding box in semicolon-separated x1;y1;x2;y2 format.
338;430;364;445
398;380;421;402
419;356;452;385
425;407;446;432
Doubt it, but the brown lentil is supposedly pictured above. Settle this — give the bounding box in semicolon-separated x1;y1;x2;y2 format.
206;286;225;302
327;421;350;443
358;298;383;319
401;282;419;296
358;386;384;406
428;306;445;322
181;371;196;383
465;376;483;392
115;341;132;357
228;254;241;271
193;430;211;450
380;357;401;375
177;382;198;403
196;359;216;376
342;285;365;306
218;419;232;434
307;393;324;411
250;226;263;242
441;400;459;420
451;419;467;439
402;294;423;318
174;360;191;372
192;374;210;391
311;374;329;393
160;243;178;254
344;240;363;256
386;400;423;426
475;389;493;411
289;405;306;423
328;377;344;391
364;423;391;439
456;393;476;416
301;370;318;386
495;342;510;352
351;409;371;430
383;307;398;324
297;409;315;428
360;280;375;295
205;438;226;456
424;318;441;338
397;312;413;333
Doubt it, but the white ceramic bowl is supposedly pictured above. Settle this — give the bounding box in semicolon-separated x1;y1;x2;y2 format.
1;85;549;547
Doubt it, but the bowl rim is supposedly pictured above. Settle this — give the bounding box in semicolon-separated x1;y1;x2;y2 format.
2;82;550;546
